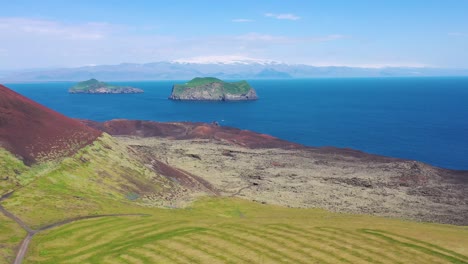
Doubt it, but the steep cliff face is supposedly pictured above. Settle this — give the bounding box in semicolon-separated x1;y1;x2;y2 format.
169;77;258;101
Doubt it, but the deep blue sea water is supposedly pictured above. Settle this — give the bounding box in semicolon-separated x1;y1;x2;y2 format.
5;78;468;170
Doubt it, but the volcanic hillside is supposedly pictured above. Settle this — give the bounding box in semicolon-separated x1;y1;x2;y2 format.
0;84;101;164
81;119;302;149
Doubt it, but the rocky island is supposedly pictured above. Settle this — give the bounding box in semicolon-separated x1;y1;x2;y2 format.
169;77;258;101
69;79;144;94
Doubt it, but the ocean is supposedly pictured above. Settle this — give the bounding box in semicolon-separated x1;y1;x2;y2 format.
5;77;468;170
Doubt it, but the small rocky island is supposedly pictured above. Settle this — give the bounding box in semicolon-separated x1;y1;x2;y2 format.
69;79;144;94
169;77;258;101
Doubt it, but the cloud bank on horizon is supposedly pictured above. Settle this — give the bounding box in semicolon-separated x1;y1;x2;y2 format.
0;0;467;70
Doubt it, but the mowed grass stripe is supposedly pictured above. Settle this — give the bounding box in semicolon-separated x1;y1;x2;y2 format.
361;229;468;264
172;236;237;264
122;220;188;238
187;235;255;263
47;220;187;261
29;217;128;263
259;224;376;264
77;218;151;244
363;229;468;262
36;224;201;263
122;250;159;264
267;224;394;264
78;218;154;243
102;254;127;264
165;237;227;264
316;227;448;264
264;225;366;264
314;227;411;264
40;217;122;240
193;232;272;263
80;219;186;245
285;224;445;264
203;229;290;263
130;245;186;264
222;224;334;264
148;241;202;264
117;252;149;264
40;216;148;252
213;226;309;264
321;227;446;264
85;227;208;263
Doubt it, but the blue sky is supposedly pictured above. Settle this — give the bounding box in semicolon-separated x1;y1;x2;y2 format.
0;0;467;69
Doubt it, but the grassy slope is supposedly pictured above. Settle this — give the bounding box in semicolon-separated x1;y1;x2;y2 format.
0;148;28;193
174;77;252;95
0;134;177;262
0;213;26;263
27;197;468;264
1;133;177;228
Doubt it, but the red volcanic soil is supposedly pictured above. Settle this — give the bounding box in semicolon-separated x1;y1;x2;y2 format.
81;119;302;150
0;85;101;164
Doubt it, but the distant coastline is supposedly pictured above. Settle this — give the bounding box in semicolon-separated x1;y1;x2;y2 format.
3;76;468;84
2;61;468;82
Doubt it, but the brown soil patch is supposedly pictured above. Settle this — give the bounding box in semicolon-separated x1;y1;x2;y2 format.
82;119;303;150
0;85;101;164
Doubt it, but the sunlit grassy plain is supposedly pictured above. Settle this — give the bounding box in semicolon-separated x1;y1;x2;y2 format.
26;198;468;264
1;134;467;263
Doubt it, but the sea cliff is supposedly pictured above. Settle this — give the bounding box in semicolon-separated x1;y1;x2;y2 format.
69;79;144;94
169;77;258;101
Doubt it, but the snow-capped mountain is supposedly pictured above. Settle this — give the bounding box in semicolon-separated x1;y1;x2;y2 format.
1;60;467;82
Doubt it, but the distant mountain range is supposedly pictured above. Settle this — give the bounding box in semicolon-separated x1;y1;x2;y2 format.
2;61;468;82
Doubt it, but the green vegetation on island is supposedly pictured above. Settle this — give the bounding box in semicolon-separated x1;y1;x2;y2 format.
69;79;144;94
169;77;258;101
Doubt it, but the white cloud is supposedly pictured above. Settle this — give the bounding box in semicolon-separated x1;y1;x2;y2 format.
0;18;114;40
265;13;301;21
0;17;348;70
235;33;346;44
173;55;277;64
232;18;254;23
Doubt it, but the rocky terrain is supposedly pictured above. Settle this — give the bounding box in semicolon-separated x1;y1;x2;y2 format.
169;77;258;101
69;79;144;94
83;119;468;225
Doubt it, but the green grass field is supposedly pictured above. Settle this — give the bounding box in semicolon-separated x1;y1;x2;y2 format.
26;198;468;264
0;213;26;263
